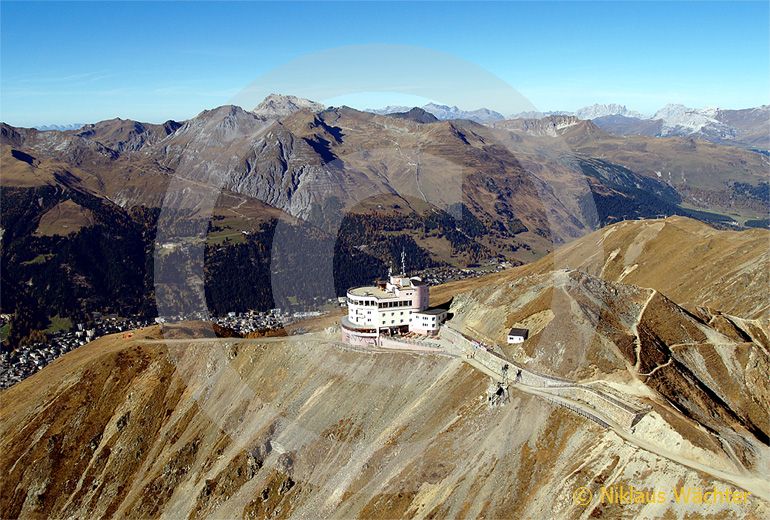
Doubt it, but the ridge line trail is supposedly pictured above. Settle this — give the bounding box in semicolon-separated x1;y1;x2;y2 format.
138;335;455;358
639;358;673;377
633;289;657;371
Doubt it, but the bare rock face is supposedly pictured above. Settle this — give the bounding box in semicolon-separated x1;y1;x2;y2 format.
4;95;766;272
493;115;593;137
73;118;182;153
152;105;346;221
448;267;770;466
436;219;770;508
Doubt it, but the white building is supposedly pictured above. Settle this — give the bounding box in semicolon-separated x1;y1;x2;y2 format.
341;260;447;344
409;308;448;335
507;328;529;344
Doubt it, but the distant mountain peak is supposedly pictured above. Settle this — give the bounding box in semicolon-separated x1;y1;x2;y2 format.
510;102;768;148
575;103;644;120
33;123;86;132
368;102;504;124
652;103;692;117
508;104;644;121
651;103;736;139
252;94;325;119
493;115;604;139
421;103;505;123
385;107;439;124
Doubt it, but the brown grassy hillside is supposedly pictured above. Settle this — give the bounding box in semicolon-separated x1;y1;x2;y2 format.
433;216;769;319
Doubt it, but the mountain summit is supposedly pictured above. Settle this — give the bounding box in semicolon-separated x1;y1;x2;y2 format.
251;94;325;119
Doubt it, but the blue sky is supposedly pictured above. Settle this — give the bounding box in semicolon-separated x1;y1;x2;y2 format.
1;1;768;126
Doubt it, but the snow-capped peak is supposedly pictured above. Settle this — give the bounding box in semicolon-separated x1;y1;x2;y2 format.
652;103;735;138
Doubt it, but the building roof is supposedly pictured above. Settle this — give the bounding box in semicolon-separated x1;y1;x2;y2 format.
348;275;424;300
348;286;393;299
508;328;529;337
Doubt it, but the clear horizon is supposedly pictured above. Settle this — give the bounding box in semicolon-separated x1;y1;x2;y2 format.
1;1;768;127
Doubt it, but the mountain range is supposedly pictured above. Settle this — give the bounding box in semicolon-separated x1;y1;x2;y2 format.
2;94;769;518
369;101;769;150
512;103;644;120
33;100;769;149
32;123;86;132
589;104;770;149
2;94;768;348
